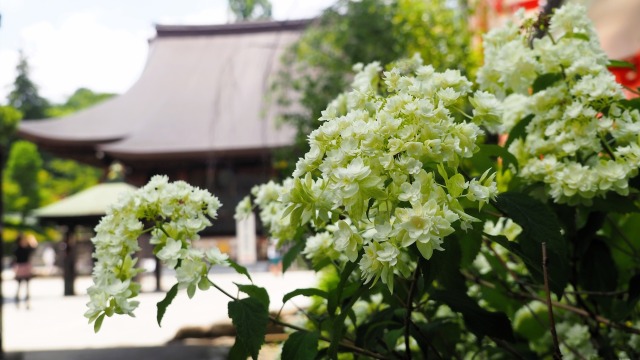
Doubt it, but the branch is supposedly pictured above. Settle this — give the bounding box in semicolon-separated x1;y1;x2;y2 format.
542;243;562;359
268;316;389;360
461;271;640;335
210;279;390;360
404;264;420;359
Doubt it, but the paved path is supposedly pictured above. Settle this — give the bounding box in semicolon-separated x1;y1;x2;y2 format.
1;266;317;358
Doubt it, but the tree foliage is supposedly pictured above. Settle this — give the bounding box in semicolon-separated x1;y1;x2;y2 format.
46;88;115;118
0;106;22;146
228;0;272;21
8;51;49;120
4;140;42;219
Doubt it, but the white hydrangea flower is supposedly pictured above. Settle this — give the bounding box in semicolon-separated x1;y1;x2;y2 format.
477;3;640;205
85;175;225;329
234;196;253;221
278;55;497;292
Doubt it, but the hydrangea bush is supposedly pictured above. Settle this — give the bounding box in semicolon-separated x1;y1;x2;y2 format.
87;4;640;359
86;175;226;331
478;6;640;205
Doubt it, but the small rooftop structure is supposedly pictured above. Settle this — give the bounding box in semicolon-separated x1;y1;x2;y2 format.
34;182;136;223
33;182;138;296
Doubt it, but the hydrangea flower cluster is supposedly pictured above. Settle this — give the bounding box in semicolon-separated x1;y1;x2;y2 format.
281;56;498;291
236;179;297;244
477;4;640;205
85;175;226;329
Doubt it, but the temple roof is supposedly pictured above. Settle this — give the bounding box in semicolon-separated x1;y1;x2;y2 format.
18;19;309;165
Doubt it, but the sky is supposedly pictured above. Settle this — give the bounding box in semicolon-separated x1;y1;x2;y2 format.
0;0;336;104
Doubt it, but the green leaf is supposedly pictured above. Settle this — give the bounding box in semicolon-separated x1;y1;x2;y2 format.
289;206;304;229
422;235;466;293
505;114;534;148
592;194;640;213
383;328;403;351
476;144;519;172
411;320;461;357
579;239;617;310
236;284;270;309
459;227;483;268
628;274;640;305
563;32;590;41
156;283;179;326
608;59;636;69
446;173;466;197
430;289;514;342
328;258;360;315
228;258;252;282
94;313;106;333
282;239;305;272
281;331;319;360
228;297;269;360
532;72;563;93
619;98;640;112
187;284;196;299
494;192;569;297
282;288;328;304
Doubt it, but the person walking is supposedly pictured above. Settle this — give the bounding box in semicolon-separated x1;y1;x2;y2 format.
13;233;37;309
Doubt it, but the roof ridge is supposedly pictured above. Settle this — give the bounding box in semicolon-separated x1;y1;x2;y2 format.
154;18;312;37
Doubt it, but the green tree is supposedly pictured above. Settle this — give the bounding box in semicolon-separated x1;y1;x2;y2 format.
273;0;477;174
0;106;22;146
8;52;49;120
46;88;115;118
229;0;272;21
4;140;42;220
39;88;107;203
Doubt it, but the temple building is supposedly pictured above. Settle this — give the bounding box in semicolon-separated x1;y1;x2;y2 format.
18;19;309;235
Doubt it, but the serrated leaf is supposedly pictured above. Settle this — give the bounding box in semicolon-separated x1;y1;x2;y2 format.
505;114;534;148
228;297;269;360
228;258;252;282
283;288;328;304
236;284;270;308
94;313;106;333
281;331;319;360
156;283;179;326
494;193;569;297
532;72;563;93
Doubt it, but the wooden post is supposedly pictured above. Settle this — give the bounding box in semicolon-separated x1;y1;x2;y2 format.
154;256;162;292
63;225;76;296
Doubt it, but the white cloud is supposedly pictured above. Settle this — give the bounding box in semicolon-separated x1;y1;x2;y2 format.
155;6;228;25
14;12;150;103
